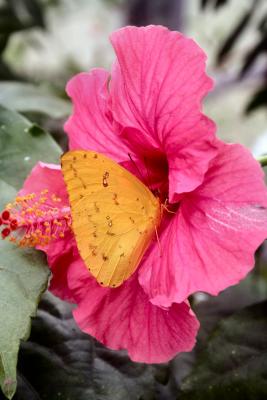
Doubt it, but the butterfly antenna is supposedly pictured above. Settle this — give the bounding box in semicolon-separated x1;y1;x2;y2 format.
154;225;162;258
162;201;176;215
128;153;148;185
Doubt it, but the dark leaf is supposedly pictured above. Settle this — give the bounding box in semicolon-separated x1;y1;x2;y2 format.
240;32;267;78
11;293;172;400
200;0;209;9
9;0;45;29
0;4;23;35
245;83;267;113
166;267;267;397
127;0;184;30
258;13;267;34
193;270;267;347
180;301;267;400
217;5;255;64
201;0;229;9
214;0;228;8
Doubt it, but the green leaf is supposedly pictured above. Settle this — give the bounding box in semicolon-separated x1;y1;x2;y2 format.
180;301;267;400
0;82;71;118
168;268;267;395
193;271;267;347
0;106;61;189
0;180;16;210
13;293;170;400
0;179;49;399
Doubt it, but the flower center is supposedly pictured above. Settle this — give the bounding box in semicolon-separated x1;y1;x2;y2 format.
1;190;71;247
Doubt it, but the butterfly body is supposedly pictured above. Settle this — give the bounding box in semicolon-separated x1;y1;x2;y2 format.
61;150;161;288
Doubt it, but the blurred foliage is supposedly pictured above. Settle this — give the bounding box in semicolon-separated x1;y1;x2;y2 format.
0;82;70;118
201;0;267;114
0;0;45;80
200;0;228;9
0;0;71;146
127;0;184;30
216;3;257;65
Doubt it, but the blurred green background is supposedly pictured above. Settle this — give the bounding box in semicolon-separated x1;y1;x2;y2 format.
1;0;267;151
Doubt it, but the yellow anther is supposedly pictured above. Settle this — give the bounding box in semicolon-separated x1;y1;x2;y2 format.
2;188;70;249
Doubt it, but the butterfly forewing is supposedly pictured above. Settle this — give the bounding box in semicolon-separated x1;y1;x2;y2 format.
61;150;161;288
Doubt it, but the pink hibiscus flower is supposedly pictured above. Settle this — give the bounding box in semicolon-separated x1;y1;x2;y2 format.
2;25;267;363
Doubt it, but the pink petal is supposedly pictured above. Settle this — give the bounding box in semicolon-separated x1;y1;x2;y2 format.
70;267;199;363
19;162;68;204
110;25;217;199
139;143;267;306
48;232;78;303
64;68;130;162
48;252;199;362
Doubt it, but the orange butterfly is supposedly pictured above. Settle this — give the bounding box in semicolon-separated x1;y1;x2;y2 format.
61;151;161;288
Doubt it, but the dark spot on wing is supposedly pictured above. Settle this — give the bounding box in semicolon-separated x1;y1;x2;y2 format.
103;171;109;187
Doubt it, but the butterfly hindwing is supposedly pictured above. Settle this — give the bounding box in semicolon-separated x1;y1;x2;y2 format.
61;150;161;288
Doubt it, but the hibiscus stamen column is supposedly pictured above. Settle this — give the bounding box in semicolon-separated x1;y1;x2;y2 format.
1;190;72;246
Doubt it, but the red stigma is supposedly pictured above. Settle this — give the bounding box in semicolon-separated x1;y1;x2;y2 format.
2;210;10;221
1;227;11;238
10;219;18;231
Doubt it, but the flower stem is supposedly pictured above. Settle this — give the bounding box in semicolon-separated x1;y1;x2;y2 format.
257;155;267;167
